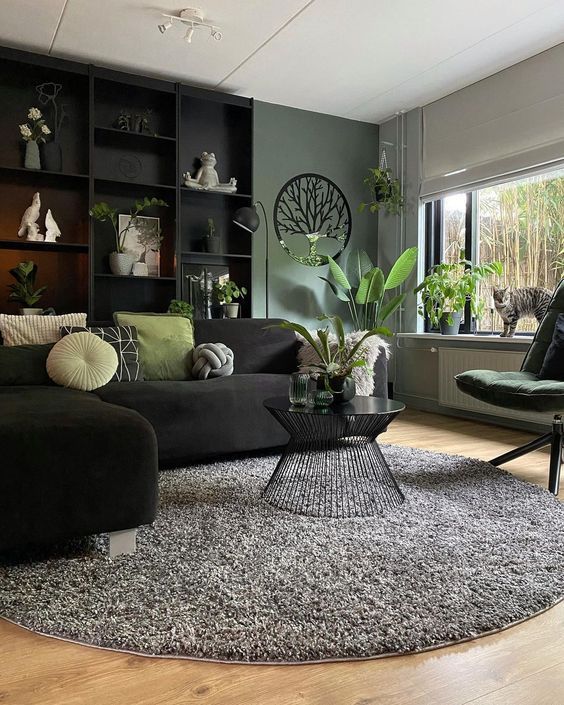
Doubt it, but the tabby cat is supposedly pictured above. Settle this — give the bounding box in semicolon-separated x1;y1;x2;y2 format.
493;286;552;337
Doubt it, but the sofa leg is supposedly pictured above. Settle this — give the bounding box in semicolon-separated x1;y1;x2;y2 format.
548;416;562;496
109;528;137;558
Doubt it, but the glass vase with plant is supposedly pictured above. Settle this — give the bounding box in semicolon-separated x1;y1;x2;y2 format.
19;107;51;170
89;197;168;276
415;252;503;334
8;260;47;314
321;247;418;335
213;279;247;318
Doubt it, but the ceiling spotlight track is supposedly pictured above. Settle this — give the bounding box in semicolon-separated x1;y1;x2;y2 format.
158;7;222;43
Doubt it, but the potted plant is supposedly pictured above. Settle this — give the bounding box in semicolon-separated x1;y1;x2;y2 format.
168;299;194;319
213;280;247;318
19;107;51;170
321;247;418;335
359;167;404;216
276;315;383;404
203;217;220;254
7;261;47;314
415;253;503;334
89;197;168;276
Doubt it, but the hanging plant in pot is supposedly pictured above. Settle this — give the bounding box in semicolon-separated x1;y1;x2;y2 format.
213;280;247;318
89;197;168;276
7;260;47;315
414;252;502;334
275;315;383;405
359;167;404;216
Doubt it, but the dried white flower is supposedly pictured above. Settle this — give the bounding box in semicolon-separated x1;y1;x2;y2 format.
19;124;32;139
28;107;42;121
41;124;51;135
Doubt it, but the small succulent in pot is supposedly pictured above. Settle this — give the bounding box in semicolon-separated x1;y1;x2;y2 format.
7;260;47;314
203;217;220;253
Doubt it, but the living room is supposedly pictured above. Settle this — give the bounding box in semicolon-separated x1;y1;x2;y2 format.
0;2;563;704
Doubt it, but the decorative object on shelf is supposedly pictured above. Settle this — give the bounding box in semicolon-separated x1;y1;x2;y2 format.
36;82;67;172
158;7;222;43
115;108;156;136
167;299;194;320
493;285;553;338
203;217;220;253
273;173;351;267
182;264;227;319
213;279;247;318
19;107;51;170
17;192;42;241
183;152;237;193
7;260;47;315
44;209;61;242
321;247;418;335
116;109;132;131
191;342;234;380
118;214;163;277
118;154;143;180
289;372;310;406
276;315;383;405
89;197;168;276
415;251;503;335
233;201;269;315
359;149;404;216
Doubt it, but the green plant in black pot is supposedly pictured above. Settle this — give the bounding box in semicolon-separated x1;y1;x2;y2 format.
203;217;220;254
213;280;247;319
168;299;194;319
7;260;47;314
359;167;404;216
415;252;502;334
275;315;382;404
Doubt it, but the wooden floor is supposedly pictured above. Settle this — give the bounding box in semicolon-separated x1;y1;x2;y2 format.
2;409;563;705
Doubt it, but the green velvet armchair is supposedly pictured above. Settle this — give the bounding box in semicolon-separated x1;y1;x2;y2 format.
455;280;564;495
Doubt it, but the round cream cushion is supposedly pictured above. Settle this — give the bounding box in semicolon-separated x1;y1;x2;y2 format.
46;332;118;391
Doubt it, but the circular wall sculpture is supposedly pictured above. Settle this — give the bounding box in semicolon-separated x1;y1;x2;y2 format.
273;173;352;266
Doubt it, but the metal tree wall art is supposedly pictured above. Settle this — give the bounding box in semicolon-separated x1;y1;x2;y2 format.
273;173;352;266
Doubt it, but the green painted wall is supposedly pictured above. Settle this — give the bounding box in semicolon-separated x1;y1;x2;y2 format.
252;101;379;325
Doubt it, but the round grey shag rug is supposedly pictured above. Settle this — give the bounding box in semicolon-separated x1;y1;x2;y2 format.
2;445;564;663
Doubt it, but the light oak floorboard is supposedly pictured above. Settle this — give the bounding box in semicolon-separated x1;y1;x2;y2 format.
1;409;563;705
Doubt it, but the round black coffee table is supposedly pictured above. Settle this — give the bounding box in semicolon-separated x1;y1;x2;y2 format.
263;396;405;518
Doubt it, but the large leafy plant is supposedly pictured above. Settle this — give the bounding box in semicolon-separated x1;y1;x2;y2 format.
320;247;418;335
213;280;247;305
7;261;47;307
415;253;503;327
276;315;382;380
89;197;168;254
359;167;404;216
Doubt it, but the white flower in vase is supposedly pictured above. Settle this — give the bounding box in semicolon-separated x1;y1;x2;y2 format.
28;107;42;121
19;124;32;140
41;124;51;135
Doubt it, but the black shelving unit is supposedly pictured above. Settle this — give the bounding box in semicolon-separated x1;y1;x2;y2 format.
0;46;254;321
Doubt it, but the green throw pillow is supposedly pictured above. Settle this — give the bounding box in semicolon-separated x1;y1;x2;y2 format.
0;343;54;385
113;312;194;381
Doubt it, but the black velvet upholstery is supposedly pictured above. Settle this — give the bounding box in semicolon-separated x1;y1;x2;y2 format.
0;386;158;552
0;343;54;385
539;313;564;381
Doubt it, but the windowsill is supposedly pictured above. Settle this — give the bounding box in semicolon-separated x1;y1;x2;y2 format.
397;332;533;345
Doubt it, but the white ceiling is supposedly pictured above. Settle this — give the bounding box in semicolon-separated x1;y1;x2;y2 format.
0;0;562;123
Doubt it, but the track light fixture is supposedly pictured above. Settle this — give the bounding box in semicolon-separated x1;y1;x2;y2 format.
157;8;222;44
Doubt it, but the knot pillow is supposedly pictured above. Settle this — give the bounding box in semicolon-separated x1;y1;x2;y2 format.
191;343;234;380
46;332;118;391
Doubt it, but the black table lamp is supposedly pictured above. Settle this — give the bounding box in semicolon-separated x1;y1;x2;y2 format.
233;201;269;317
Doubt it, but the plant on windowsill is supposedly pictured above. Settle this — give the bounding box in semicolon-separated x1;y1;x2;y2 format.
275;314;383;404
89;197;168;276
8;260;47;315
414;252;503;335
320;247;418;335
213;280;247;319
359;167;404;216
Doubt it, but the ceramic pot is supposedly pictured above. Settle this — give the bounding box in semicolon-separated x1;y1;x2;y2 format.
320;375;356;404
223;303;240;319
109;252;134;276
20;308;43;315
132;262;149;277
24;141;40;170
42;141;62;172
204;236;221;254
439;311;462;335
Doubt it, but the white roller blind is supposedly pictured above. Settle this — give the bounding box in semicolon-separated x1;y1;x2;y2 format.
421;43;564;199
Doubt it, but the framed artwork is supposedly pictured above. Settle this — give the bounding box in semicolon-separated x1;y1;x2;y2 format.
118;214;161;277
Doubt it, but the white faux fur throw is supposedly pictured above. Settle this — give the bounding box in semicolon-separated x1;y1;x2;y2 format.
297;331;390;396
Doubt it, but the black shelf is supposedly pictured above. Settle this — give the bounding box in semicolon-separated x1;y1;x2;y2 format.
94;126;176;142
94;273;176;282
93;176;176;192
0;239;88;252
180;187;252;199
0;165;89;181
181;250;252;260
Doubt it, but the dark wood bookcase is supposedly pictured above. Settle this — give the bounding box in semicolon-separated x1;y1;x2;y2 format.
0;47;254;321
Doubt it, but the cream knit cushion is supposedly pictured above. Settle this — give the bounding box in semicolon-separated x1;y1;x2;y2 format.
0;313;87;346
46;332;118;391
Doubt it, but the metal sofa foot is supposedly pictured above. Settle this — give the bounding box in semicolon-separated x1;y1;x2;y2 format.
108;528;137;558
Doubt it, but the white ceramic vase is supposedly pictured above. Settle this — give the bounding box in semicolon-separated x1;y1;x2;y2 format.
21;308;43;315
109;252;134;276
132;262;149;277
223;303;240;319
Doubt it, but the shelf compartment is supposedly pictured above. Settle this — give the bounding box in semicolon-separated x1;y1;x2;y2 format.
95;126;176;143
181;250;252;260
94;273;176;282
93;176;176;192
0;165;89;181
0;239;88;252
180;187;252;199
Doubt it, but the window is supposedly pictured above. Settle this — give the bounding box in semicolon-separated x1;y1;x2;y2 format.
425;167;564;334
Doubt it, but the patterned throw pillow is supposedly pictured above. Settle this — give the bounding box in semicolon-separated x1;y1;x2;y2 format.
60;326;143;382
0;313;87;346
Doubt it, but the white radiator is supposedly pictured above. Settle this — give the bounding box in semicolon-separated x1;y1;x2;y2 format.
438;347;553;424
